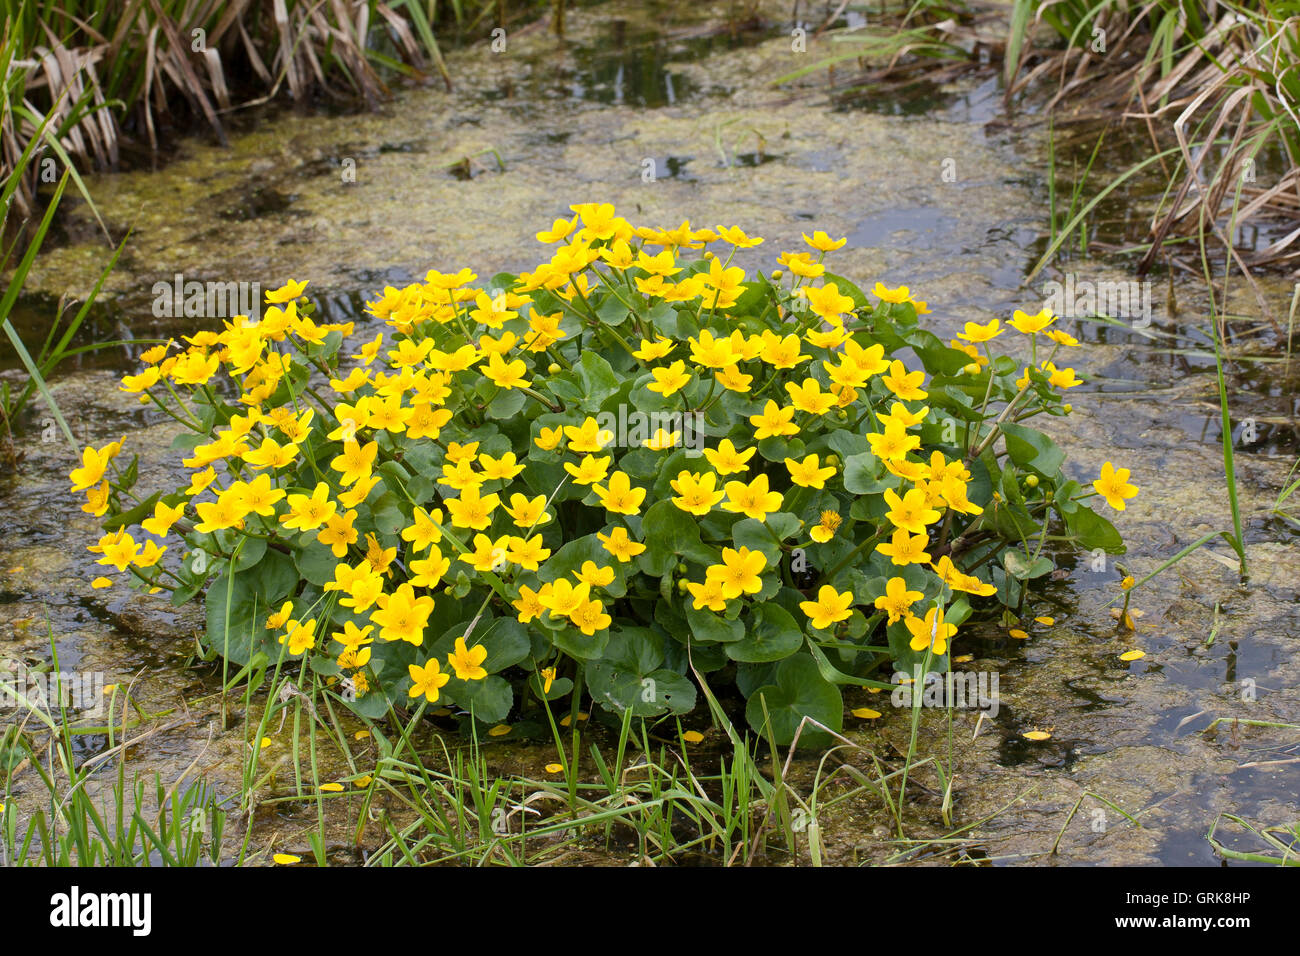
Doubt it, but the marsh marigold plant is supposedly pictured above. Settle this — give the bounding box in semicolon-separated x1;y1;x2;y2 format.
76;205;1135;744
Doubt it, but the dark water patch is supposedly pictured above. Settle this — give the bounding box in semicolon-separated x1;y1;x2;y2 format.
216;185;300;222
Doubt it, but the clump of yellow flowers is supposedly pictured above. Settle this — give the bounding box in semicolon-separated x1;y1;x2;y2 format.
74;204;1135;745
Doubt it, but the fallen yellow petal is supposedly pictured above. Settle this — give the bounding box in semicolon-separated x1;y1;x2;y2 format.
682;730;705;743
353;730;371;740
851;707;881;719
1119;649;1145;661
259;737;273;749
559;711;589;727
1033;616;1054;626
1022;730;1052;741
319;782;344;793
1009;628;1029;640
488;724;511;737
272;853;301;865
355;775;373;788
545;762;564;774
952;654;974;664
91;577;113;589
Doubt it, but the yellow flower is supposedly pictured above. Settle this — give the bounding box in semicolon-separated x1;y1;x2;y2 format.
867;422;921;461
279;618;317;656
881;360;928;401
876;529;932;566
82;481;111;517
785;378;836;415
409;657;450;703
535;425;564;451
266;278;308;303
447;636;488;681
372;583;435;645
874;577;922;624
647;360;691;396
69;441;119;493
785;454;836;490
1093;461;1139;510
687;577;729;612
759;332;807;370
513;584;549;623
482;352;530;389
956;318;1002;343
873;282;911;304
478;451;526;481
930;555;997;596
801;282;855;320
701;439;755;475
810;510;841;543
1043;362;1083;389
905;606;957;656
570;597;612;635
1009;308;1056;334
280;483;337;532
625;418;669;448
536;215;577;243
632;336;675;361
591;470;645;515
722;473;784;521
564;454;611;486
688;329;738;369
596;526;646;562
461;533;513;573
800;585;854;630
706;546;766;600
717;224;765;248
749;400;799;440
802;230;846;252
670;471;725;515
445;486;501;530
883;486;941;534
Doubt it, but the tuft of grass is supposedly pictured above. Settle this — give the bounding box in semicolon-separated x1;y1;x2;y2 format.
1;627;228;866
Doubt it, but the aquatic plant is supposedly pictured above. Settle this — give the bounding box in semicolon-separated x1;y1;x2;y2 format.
74;205;1135;745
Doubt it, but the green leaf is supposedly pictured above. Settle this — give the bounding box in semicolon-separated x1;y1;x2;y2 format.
686;601;744;644
294;542;338;587
205;569;276;665
744;654;843;746
999;422;1065;477
1003;549;1054;580
577;351;621;409
637;499;716;575
728;603;804;663
461;676;513;724
843;451;886;494
1064;503;1124;553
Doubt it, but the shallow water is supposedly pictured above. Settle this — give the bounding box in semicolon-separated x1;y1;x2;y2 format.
2;0;1298;866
